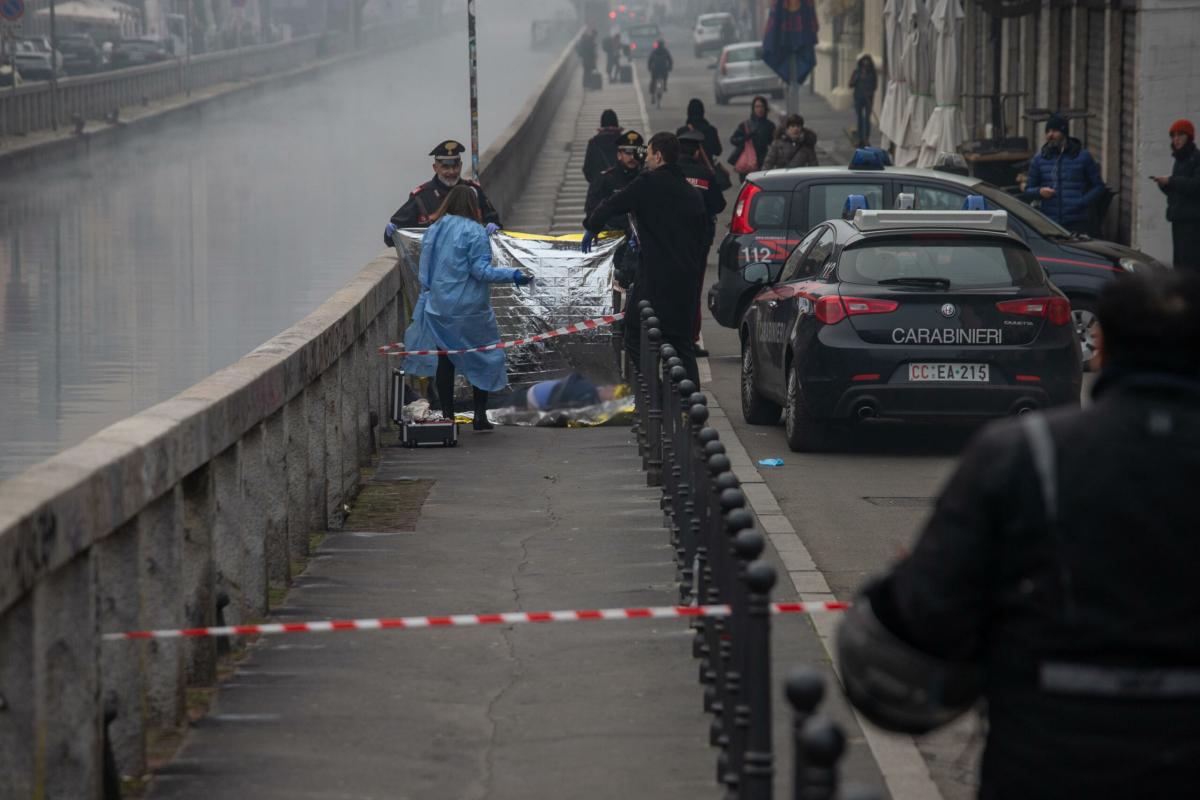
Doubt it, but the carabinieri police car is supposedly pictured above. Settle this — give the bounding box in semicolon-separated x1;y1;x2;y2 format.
739;202;1083;451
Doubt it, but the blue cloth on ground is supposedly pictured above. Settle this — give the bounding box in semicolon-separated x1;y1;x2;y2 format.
402;215;517;392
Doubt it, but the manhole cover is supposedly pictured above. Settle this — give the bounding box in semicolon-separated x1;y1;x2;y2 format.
862;496;936;508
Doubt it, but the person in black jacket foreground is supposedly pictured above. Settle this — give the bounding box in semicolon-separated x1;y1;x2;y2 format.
840;270;1200;799
582;132;707;386
1153;119;1200;271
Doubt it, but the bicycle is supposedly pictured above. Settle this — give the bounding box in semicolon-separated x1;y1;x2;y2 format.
649;73;666;108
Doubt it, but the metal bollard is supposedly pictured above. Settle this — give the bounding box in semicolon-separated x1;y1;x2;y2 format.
785;669;825;799
692;435;725;660
741;560;777;800
722;527;765;797
634;303;653;452
645;323;664;487
705;479;743;695
680;399;707;605
672;378;697;602
795;716;845;800
658;348;680;525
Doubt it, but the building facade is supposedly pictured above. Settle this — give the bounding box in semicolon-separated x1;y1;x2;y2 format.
751;0;1199;262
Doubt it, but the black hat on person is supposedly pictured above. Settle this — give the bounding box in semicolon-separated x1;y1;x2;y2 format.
617;130;645;151
600;109;619;129
430;140;466;162
678;129;705;150
1045;113;1069;136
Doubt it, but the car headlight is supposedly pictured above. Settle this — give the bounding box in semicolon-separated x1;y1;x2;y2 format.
1118;257;1139;273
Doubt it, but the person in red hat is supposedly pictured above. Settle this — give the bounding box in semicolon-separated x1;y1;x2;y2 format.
1153;119;1200;271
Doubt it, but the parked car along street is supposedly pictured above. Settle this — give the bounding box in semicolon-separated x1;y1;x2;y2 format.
738;205;1082;451
59;34;103;75
110;37;174;69
708;152;1167;367
714;42;784;105
693;12;736;57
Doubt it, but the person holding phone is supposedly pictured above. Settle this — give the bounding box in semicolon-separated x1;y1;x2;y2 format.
1151;119;1200;271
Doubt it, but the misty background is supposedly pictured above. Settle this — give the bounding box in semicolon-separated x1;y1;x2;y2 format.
0;0;575;481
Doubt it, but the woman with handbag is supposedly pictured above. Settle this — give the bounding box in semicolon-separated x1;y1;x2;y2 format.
728;95;776;182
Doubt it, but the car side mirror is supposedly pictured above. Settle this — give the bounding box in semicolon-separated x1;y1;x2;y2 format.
743;262;771;284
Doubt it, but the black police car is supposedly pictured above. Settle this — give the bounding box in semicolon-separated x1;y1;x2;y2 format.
709;154;1165;367
739;206;1083;451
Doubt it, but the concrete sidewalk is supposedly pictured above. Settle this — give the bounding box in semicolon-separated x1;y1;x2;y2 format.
146;424;857;799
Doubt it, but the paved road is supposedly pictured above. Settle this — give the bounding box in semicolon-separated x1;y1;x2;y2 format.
640;23;988;799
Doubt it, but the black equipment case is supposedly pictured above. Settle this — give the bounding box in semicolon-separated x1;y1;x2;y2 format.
390;368;457;448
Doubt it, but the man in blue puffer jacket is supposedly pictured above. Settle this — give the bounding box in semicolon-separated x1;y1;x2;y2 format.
1021;113;1107;234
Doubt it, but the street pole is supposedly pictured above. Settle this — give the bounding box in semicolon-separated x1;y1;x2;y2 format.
466;0;479;180
184;0;192;95
48;0;57;130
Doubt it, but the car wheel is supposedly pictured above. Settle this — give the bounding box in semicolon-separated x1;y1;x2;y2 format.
1071;298;1099;371
741;336;781;424
715;91;729;105
694;46;701;58
784;364;833;452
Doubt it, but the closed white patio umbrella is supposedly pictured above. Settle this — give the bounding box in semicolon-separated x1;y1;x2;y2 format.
895;0;934;167
918;0;967;167
877;0;908;149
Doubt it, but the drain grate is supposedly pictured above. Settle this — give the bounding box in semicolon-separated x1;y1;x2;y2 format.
862;496;937;508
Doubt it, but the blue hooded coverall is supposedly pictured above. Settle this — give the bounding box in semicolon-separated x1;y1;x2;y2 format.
402;215;520;392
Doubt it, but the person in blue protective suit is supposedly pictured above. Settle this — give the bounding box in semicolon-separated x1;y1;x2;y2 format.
403;184;533;431
1020;114;1107;235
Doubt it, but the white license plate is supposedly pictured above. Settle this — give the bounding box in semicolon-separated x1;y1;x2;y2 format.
908;363;989;383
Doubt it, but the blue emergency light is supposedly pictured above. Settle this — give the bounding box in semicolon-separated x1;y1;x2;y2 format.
848;148;890;170
842;194;869;219
962;195;987;211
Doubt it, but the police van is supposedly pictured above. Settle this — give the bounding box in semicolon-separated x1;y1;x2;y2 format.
739;200;1083;451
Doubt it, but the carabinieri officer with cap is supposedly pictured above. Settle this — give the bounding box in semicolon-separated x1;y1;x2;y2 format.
384;139;502;246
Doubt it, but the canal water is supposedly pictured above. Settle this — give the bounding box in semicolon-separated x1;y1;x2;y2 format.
0;3;570;481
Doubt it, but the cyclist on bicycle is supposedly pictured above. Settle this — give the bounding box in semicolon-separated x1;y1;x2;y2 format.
647;39;673;96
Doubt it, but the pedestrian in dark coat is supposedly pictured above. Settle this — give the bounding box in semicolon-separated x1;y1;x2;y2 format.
583;109;623;184
677;97;722;160
762;114;819;170
585;129;644;232
849;54;877;147
1153;119;1200;271
678;130;727;350
583;132;707;386
728;95;775;181
576;28;597;74
848;269;1200;799
1019;113;1107;235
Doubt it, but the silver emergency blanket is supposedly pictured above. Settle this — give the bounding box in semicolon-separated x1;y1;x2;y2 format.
393;229;624;393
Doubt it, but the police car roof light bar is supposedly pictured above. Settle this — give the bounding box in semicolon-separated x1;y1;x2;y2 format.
852;209;1010;233
849;147;890;170
962;195;988;211
842;194;869;220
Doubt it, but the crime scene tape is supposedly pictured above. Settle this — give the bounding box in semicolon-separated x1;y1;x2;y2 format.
102;601;849;641
377;312;625;357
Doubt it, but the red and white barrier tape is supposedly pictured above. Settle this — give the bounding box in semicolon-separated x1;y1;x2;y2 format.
102;601;848;641
377;312;625;357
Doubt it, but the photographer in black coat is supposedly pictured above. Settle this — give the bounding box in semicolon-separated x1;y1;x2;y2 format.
582;132;707;386
841;270;1200;799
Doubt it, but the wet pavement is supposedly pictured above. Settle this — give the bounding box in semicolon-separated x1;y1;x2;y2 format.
0;3;567;481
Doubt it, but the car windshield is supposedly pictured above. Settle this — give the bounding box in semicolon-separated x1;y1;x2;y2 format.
972;183;1073;239
700;17;727;26
726;47;762;63
839;236;1045;288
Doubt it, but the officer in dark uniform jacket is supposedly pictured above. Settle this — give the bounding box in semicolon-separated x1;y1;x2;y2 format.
384;140;501;246
678;129;727;350
842;271;1200;798
584;130;644;232
582;132;707;387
